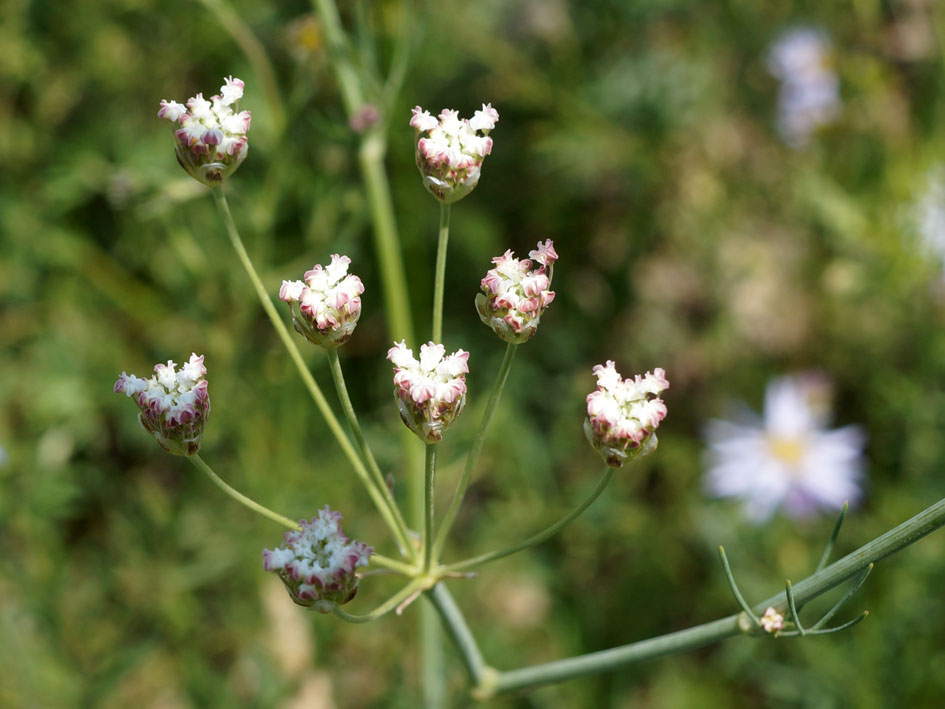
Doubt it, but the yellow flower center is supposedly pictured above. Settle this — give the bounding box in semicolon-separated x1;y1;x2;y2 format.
767;436;805;465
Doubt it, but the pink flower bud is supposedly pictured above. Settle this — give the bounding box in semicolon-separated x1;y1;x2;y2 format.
158;77;251;186
476;240;557;344
387;341;469;443
410;103;499;204
585;362;669;467
114;353;211;456
263;506;374;613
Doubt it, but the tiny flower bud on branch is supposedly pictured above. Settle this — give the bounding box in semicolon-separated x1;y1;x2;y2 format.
279;254;365;348
263;506;374;613
158;76;251;186
410;104;498;204
476;239;558;344
760;607;784;634
114;353;211;456
585;362;669;467
387;341;469;443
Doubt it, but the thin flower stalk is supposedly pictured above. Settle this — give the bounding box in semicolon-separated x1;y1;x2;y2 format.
211;189;410;556
333;578;429;623
424;443;438;572
189;455;300;531
433;342;518;559
432;202;451;343
445;466;617;573
327;348;414;559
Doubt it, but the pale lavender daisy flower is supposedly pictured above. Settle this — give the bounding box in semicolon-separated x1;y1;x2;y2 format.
704;373;865;523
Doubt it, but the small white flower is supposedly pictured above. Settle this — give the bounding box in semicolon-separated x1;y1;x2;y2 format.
263;506;373;613
387;341;469;443
767;28;841;148
279;255;365;348
410;103;498;204
158;76;251;185
760;607;784;634
703;373;865;523
585;362;669;467
114;354;211;456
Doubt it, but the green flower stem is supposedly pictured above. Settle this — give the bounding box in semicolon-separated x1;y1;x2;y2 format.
189;455;299;530
211;189;408;554
425;583;493;690
445;465;616;573
332;578;427;623
424;443;438;572
718;546;760;625
369;554;417;576
441;495;945;697
431;203;451;343
785;580;806;635
433;343;517;559
816;501;849;572
326;348;414;559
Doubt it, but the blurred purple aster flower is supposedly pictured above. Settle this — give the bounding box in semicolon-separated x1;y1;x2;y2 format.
703;373;865;523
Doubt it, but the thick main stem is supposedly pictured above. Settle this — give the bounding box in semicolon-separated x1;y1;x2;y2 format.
433;343;517;558
445;466;617;572
434;495;945;697
189;455;299;530
211;189;408;555
327;348;414;559
431;203;451;343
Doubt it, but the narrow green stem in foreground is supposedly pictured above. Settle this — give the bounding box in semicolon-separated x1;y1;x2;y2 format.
431;202;451;343
433;343;518;559
784;580;806;635
327;348;414;559
718;546;760;624
816;501;849;572
454;495;945;697
211;189;407;554
332;579;426;623
424;444;438;572
446;466;616;572
189;455;299;530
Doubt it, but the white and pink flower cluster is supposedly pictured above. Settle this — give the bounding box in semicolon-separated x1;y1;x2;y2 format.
410;104;499;204
760;607;785;634
263;506;374;613
158;76;251;185
114;353;211;456
387;341;470;443
280;255;365;348
585;362;669;467
476;239;558;344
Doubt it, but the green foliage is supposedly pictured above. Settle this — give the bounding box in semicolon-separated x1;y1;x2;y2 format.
4;0;945;705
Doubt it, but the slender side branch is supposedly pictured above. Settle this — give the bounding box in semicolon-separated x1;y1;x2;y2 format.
433;343;517;559
333;578;427;623
431;203;451;343
189;455;299;530
816;501;849;572
425;583;494;690
445;466;616;572
327;348;414;559
211;189;408;553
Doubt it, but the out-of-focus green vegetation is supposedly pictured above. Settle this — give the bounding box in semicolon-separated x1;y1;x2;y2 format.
4;0;945;706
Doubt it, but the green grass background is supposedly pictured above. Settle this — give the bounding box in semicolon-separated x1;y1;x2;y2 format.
4;0;945;706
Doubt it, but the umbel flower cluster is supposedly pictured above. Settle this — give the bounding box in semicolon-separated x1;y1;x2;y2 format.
279;254;365;348
410;104;499;204
388;341;470;443
476;239;558;344
585;362;670;467
263;506;374;613
114;354;211;456
158;76;251;185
